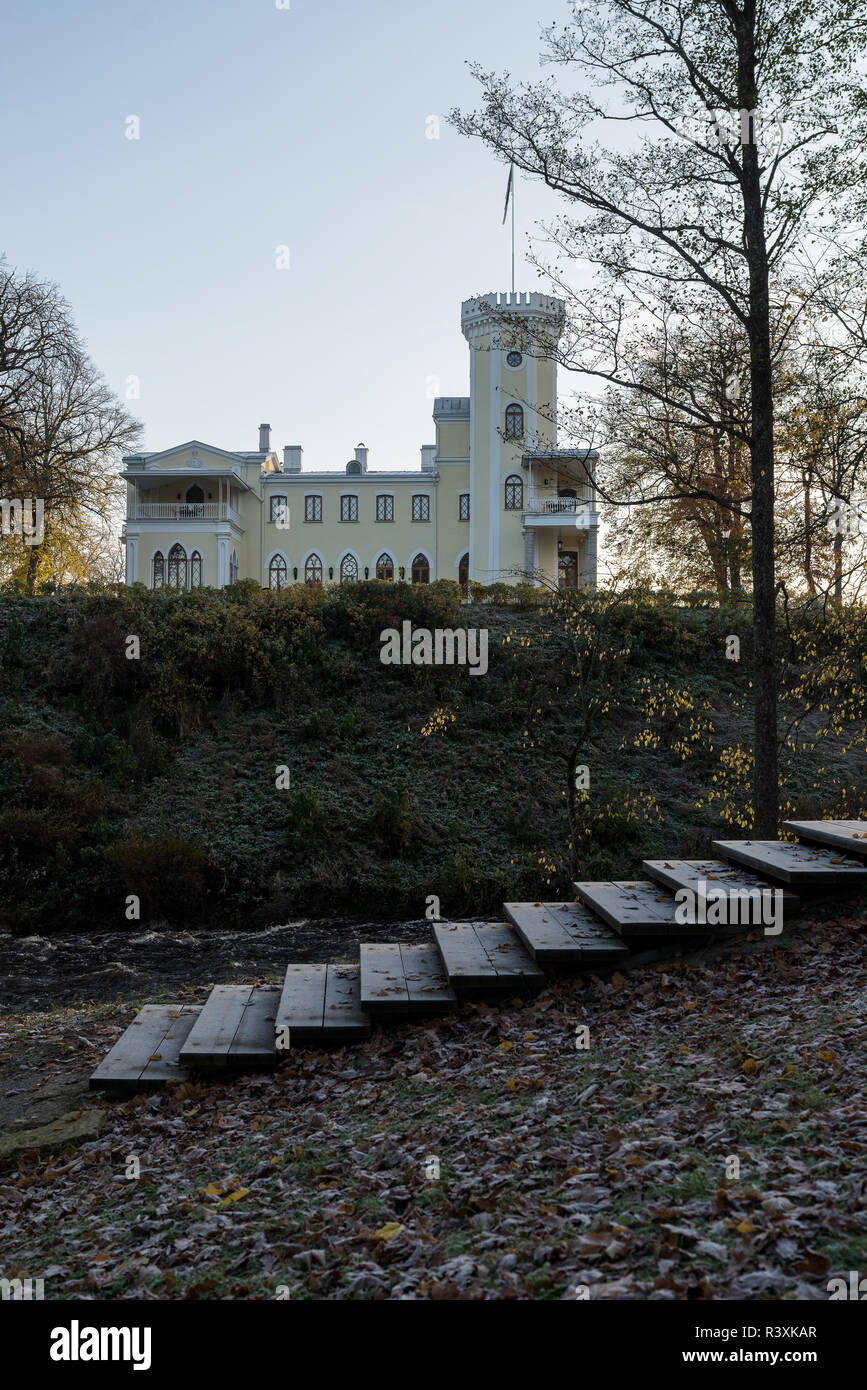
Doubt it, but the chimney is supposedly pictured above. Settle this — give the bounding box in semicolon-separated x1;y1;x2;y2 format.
259;423;271;453
354;443;368;472
283;445;303;473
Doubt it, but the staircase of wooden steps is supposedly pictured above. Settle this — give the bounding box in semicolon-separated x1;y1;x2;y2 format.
89;820;867;1094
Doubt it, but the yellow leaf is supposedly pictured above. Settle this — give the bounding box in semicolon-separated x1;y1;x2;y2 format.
818;1050;836;1064
372;1222;404;1242
218;1188;249;1208
499;1041;513;1052
742;1058;761;1074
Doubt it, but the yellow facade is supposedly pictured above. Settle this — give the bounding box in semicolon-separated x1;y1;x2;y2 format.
121;292;599;591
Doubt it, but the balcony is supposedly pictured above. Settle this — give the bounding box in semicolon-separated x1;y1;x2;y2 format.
523;496;598;527
132;502;240;523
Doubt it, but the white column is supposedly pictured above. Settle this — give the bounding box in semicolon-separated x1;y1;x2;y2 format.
125;535;137;586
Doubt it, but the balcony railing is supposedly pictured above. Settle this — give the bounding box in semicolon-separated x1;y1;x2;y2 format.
132;502;239;522
524;496;597;519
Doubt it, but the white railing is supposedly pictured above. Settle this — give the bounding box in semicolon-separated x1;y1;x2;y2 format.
524;496;596;518
133;503;239;522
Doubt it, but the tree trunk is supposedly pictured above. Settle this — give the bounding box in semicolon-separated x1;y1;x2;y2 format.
803;475;816;595
739;11;778;837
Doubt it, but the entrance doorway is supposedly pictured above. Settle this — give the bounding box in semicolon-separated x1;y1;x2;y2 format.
558;551;578;588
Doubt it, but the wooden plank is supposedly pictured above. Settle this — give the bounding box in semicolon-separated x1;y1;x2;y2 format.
227;986;279;1066
504;901;630;962
90;1005;200;1094
783;820;867;858
432;921;545;988
643;860;801;916
399;943;457;1015
713;839;867;886
360;943;410;1015
573;881;747;937
322;964;372;1040
275;962;328;1042
180;985;254;1067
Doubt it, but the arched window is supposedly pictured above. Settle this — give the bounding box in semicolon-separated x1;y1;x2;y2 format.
346;460;362;475
458;553;469;585
376;553;394;581
229;549;239;584
167;543;187;589
411;553;430;585
505;403;524;439
340;554;359;583
269;554;288;590
190;551;203;588
305;553;323;585
504;475;523;510
152;551;164;589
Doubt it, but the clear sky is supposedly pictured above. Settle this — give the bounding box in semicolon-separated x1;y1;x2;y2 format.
0;0;574;470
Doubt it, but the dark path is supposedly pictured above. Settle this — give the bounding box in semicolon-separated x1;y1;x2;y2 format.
0;918;431;1012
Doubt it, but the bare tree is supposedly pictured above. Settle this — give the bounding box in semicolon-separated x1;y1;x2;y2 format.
452;0;867;836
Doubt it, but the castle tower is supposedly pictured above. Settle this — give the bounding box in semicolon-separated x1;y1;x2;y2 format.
461;291;565;583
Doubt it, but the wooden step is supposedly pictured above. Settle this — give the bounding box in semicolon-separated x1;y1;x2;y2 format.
275;962;371;1044
432;921;546;989
643;859;800;917
713;839;867;886
179;984;279;1069
573;881;747;937
783;820;867;858
503;902;630;962
359;942;456;1016
90;1005;201;1095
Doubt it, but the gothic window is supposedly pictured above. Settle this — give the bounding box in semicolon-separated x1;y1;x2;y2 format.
340;494;359;522
152;550;164;588
270;495;288;524
305;553;323;585
505;403;524;439
412;494;430;522
376;552;394;581
411;553;430;585
340;554;359;582
458;553;469;585
305;494;322;522
190;551;203;588
269;554;288;590
167;543;187;589
504;475;523;510
459;493;470;521
376;494;394;522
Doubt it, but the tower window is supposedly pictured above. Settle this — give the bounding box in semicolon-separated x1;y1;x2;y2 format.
152;550;164;589
376;552;394;581
412;494;430;522
505;403;524;439
269;554;288;590
505;475;523;510
458;553;469;586
167;543;187;589
411;553;430;585
304;494;322;522
305;553;323;585
190;550;203;588
270;495;288;524
376;494;394;522
340;494;359;522
459;493;470;521
340;554;359;582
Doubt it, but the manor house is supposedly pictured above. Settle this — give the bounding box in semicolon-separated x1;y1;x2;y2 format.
121;291;599;591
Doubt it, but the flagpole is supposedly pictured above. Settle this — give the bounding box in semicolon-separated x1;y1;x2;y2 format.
511;175;515;293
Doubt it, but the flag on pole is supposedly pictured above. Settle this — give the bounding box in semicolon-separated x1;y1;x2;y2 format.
502;162;514;225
